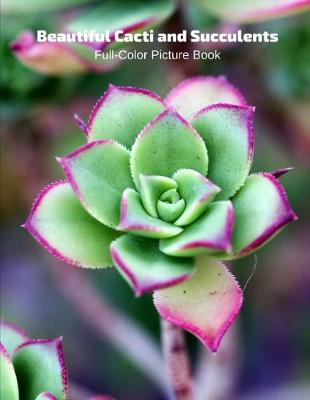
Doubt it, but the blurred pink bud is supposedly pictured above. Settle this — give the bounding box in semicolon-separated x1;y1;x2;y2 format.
10;31;118;76
10;31;87;75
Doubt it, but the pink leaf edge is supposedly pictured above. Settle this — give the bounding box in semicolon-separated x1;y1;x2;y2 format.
22;180;83;267
37;393;57;400
165;75;247;109
133;107;205;146
10;31;86;73
110;244;192;297
0;342;11;360
179;201;234;254
10;31;118;74
236;172;298;257
87;85;164;136
0;321;29;342
193;103;255;164
118;190;166;235
74;113;88;135
154;268;243;353
56;139;120;216
242;0;310;21
14;337;68;398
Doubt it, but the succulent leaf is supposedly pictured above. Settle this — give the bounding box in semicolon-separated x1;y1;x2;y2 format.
23;181;120;268
153;256;243;352
199;0;310;23
0;344;19;400
160;201;233;257
165;76;246;120
10;32;88;76
228;173;297;258
130;109;209;188
111;234;195;296
173;169;221;226
192;104;254;199
139;174;177;218
67;0;175;50
0;321;29;356
58;140;134;228
12;338;68;400
117;189;183;238
87;86;164;147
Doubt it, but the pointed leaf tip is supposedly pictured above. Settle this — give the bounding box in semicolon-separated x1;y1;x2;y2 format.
229;173;297;259
270;167;293;179
74;114;88;135
130;109;208;188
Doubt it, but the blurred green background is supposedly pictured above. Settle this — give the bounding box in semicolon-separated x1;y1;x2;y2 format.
1;2;310;399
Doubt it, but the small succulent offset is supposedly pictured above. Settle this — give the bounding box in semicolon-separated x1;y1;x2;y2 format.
24;76;297;352
0;321;68;400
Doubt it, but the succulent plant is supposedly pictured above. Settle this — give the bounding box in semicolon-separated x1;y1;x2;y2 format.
24;76;296;352
0;321;68;400
0;321;115;399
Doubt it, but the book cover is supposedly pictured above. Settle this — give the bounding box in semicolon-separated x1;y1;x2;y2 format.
1;1;309;399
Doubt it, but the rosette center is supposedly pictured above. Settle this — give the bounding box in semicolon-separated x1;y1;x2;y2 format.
157;188;185;222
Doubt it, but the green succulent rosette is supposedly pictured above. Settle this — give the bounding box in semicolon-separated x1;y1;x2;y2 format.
24;76;296;352
0;322;68;400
